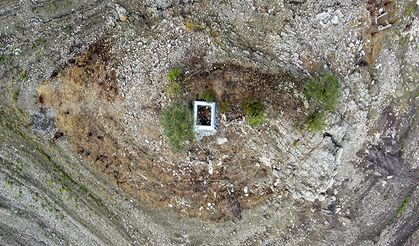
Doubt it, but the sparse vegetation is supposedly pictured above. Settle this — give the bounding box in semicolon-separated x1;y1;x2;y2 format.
167;68;181;82
166;69;182;97
399;34;410;46
47;179;56;187
5;178;14;188
19;70;28;81
202;89;216;102
162;103;194;151
166;81;181;97
17;190;23;199
397;194;412;216
304;73;341;132
41;0;72;13
306;111;325;132
404;1;417;17
74;198;79;209
219;100;230;113
0;54;13;65
388;192;413;225
3;0;17;4
14;163;22;173
13;89;20;103
184;21;205;31
185;21;196;31
46;2;58;12
63;24;73;34
32;37;47;48
305;73;341;111
241;99;265;126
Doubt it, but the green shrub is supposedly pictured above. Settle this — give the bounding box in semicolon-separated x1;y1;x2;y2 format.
306;111;325;132
248;113;265;126
404;2;417;17
13;89;20;103
242;99;265;126
162;103;194;151
202;89;216;102
304;73;341;132
63;24;73;34
388;192;413;225
166;81;181;97
19;71;28;81
5;179;14;188
397;194;412;216
184;21;205;31
305;73;341;111
167;68;181;82
0;54;13;65
32;37;47;48
219;100;230;113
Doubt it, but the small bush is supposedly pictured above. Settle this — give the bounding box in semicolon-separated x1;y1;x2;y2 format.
248;113;265;126
185;21;197;31
19;71;28;81
63;24;73;34
404;2;417;17
184;21;205;31
305;73;341;111
304;73;341;132
13;89;20;103
167;68;181;82
219;100;230;113
5;179;14;188
166;81;181;97
306;111;325;132
0;54;13;65
388;192;413;225
202;89;216;102
32;37;47;48
397;194;412;216
242;99;265;126
162;103;194;151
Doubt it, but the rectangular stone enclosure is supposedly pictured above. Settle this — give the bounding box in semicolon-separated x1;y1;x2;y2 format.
193;101;216;133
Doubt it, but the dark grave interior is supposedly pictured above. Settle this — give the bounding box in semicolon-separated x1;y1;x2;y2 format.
197;105;212;126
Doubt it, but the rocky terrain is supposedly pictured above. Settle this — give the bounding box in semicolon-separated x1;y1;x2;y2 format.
0;0;418;245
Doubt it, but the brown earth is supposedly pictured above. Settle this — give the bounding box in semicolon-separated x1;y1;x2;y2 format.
36;40;307;221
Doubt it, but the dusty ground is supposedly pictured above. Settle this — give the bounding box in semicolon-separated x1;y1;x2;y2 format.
37;44;308;221
1;0;418;245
